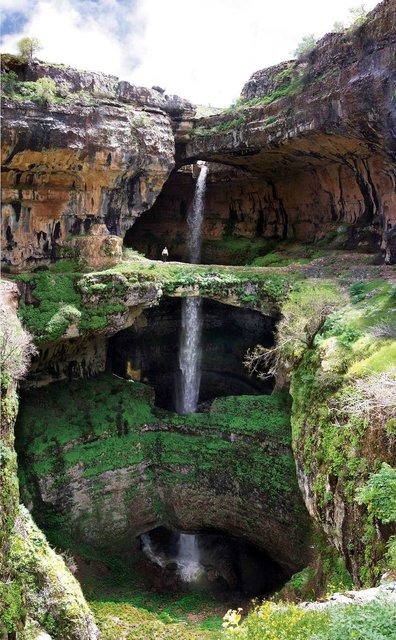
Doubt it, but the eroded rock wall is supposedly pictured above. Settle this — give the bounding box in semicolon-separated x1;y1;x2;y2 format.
177;0;396;261
16;373;312;574
1;59;194;270
127;156;391;263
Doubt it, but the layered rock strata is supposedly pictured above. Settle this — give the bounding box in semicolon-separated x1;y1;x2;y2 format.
1;57;194;269
177;0;396;262
16;373;312;574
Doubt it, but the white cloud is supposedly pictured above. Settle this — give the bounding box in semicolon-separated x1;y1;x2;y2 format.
1;0;380;106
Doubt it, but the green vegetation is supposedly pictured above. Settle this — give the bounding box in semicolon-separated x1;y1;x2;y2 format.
356;464;396;525
293;34;317;58
202;237;276;265
12;261;293;343
223;598;396;639
34;77;57;106
17;373;298;508
290;279;396;585
0;72;94;105
17;36;42;60
348;4;368;28
191;115;246;138
16;375;301;639
245;281;343;380
7;505;96;640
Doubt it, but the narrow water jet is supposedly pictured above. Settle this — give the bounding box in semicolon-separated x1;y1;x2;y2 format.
177;163;208;413
177;533;201;582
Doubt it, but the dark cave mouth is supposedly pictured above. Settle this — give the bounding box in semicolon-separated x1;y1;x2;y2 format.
139;526;290;599
108;296;276;412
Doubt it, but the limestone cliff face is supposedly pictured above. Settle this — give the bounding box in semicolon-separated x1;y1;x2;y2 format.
0;281;99;639
2;0;396;269
1;59;194;269
16;374;312;575
178;0;396;262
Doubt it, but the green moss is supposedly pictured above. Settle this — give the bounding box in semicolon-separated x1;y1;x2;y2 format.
11;261;296;343
290;279;396;585
8;506;96;639
17;374;298;507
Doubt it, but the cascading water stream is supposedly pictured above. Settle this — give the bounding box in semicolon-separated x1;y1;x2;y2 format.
177;164;208;414
177;533;201;582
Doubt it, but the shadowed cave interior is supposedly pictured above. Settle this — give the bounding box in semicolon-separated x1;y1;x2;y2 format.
108;297;276;411
138;526;290;599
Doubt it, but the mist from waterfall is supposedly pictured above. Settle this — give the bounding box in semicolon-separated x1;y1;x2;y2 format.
177;164;208;414
141;533;166;568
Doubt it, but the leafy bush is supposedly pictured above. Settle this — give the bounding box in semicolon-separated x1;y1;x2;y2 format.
1;71;18;95
0;308;37;386
356;463;396;524
245;284;342;379
293;34;316;58
348;4;368;28
34;77;57;106
223;599;396;639
17;36;41;60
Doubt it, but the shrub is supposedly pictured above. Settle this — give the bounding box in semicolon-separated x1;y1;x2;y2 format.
1;71;18;96
34;77;57;106
0;308;37;386
356;463;396;524
333;369;396;421
223;599;396;639
293;34;316;58
245;284;341;379
348;5;368;28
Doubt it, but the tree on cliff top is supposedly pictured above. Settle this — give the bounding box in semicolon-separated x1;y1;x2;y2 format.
17;37;41;61
293;34;316;59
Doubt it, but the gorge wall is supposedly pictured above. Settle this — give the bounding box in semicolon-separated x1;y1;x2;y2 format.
1;2;396;637
1;0;396;271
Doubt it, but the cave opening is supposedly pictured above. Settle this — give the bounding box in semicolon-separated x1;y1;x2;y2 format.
108;297;275;412
138;526;290;600
123;162;273;266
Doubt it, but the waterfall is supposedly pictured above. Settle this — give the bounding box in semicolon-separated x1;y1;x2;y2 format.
141;533;165;568
187;164;208;264
177;533;201;582
177;164;208;414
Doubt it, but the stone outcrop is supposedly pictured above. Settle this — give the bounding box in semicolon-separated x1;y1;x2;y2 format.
0;280;99;639
2;1;396;269
1;57;194;270
177;0;396;262
16;373;312;575
16;264;285;387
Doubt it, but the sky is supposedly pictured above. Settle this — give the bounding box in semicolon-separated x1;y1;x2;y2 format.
1;0;380;106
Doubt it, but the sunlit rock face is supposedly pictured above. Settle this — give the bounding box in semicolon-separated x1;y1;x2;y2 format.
1;60;194;270
176;0;396;262
2;1;396;270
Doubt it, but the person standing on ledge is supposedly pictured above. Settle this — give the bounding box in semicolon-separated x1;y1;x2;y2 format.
161;246;169;262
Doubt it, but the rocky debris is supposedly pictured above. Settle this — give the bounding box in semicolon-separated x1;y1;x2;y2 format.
301;581;396;610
